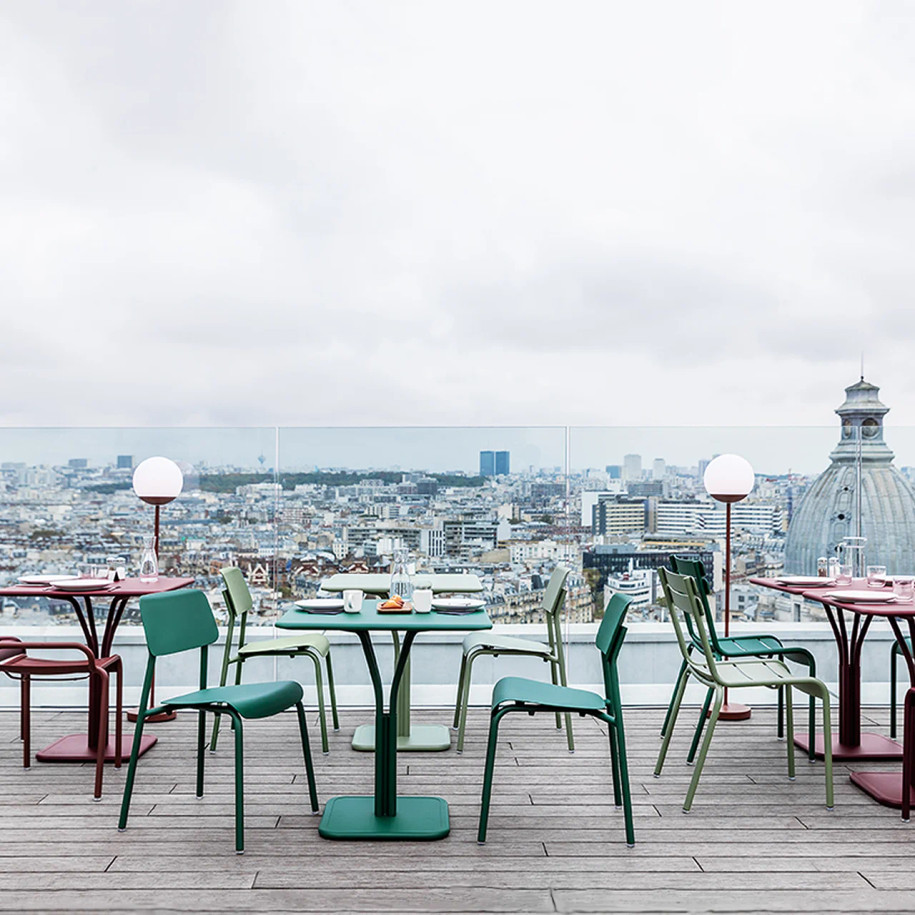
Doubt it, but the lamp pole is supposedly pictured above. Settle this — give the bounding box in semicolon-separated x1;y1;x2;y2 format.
704;454;755;722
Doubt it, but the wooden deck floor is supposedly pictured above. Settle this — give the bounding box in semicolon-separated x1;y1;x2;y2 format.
1;705;915;913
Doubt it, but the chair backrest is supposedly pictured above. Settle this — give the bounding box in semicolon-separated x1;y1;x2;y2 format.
658;567;720;686
139;589;219;657
595;592;634;703
669;554;722;652
220;566;253;621
541;565;570;619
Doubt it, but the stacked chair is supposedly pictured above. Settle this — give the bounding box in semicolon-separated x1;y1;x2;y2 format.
655;567;834;812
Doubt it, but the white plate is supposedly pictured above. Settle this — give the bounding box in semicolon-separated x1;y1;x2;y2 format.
295;599;345;611
821;589;897;603
49;578;113;591
777;576;835;587
18;575;75;586
431;597;486;611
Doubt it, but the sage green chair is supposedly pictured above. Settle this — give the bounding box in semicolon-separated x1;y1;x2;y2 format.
661;555;818;760
655;567;833;812
210;567;339;755
118;589;319;854
890;637;913;739
478;592;635;847
454;565;572;754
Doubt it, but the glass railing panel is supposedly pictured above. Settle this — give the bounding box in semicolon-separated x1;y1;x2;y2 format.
276;426;568;623
567;424;885;624
0;427;278;626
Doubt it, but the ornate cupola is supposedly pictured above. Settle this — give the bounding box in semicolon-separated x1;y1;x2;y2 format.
784;378;915;574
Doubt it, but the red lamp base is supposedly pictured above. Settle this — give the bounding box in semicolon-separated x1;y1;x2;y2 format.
714;702;752;721
126;708;177;723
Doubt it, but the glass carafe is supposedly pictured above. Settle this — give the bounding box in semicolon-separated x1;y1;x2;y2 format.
389;547;412;601
840;536;867;580
139;536;159;583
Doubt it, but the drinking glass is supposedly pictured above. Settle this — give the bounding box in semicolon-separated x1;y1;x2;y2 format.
343;589;364;613
413;588;433;613
866;565;887;589
835;564;853;586
893;577;914;602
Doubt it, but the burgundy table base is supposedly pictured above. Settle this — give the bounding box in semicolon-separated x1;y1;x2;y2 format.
794;731;903;762
850;771;915;809
36;732;157;763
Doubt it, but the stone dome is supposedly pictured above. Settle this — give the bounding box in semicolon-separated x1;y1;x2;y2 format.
784;378;915;575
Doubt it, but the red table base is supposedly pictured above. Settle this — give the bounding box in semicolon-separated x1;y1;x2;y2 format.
35;732;157;763
794;731;903;761
717;702;752;721
850;771;915;809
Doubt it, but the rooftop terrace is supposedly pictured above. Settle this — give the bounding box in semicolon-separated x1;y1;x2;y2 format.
4;703;914;914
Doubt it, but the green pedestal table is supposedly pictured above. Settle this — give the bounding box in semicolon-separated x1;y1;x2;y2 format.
319;573;484;752
277;598;491;839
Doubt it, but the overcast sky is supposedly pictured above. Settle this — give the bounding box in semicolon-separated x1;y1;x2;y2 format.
3;1;915;433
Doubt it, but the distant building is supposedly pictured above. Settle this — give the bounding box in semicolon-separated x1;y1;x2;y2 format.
785;377;915;574
116;455;134;469
480;451;495;476
495;451;510;475
652;458;666;480
591;496;646;536
68;458;88;469
583;543;716;593
623;454;642;483
605;465;622;479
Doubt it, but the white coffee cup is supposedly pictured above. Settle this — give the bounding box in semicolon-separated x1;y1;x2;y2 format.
413;588;433;613
343;589;364;613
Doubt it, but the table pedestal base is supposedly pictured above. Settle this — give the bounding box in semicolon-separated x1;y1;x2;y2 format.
717;702;752;721
794;731;903;761
36;733;157;763
850;771;915;809
318;795;449;840
351;723;451;752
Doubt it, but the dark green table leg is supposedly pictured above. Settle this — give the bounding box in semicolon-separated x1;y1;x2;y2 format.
319;630;450;840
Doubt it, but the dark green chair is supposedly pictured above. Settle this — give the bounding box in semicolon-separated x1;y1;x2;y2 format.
890;637;913;739
210;567;339;755
660;555;818;760
655;568;833;812
454;565;573;754
118;589;319;854
478;592;635;847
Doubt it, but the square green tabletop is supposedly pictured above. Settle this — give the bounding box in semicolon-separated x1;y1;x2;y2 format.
320;573;483;595
276;598;493;633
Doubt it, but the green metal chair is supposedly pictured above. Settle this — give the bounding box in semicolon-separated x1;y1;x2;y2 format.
661;555;818;760
655;567;834;812
890;637;913;739
210;567;339;755
118;589;319;854
454;565;572;754
478;591;635;846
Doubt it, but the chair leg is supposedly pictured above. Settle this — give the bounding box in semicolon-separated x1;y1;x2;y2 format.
93;669;109;800
902;689;915;821
118;711;149;832
683;688;723;812
777;683;784;739
607;722;622;808
477;707;509;844
607;710;635;847
784;685;796;781
686;688;714;765
554;656;575;753
891;644;900;740
231;711;245;854
114;659;123;768
456;651;478;754
307;652;329;755
452;652;468;729
295;701;319;813
820;691;834;809
324;652;340;731
196;710;206;798
655;669;689;776
660;657;688;739
21;676;30;769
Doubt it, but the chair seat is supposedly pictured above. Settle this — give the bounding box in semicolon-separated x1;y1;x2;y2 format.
163;679;303;719
492;676;606;713
716;635;785;656
237;634;330;658
714;659;824;696
463;632;552;656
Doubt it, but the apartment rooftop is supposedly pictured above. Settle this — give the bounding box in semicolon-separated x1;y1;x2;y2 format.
4;703;914;914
